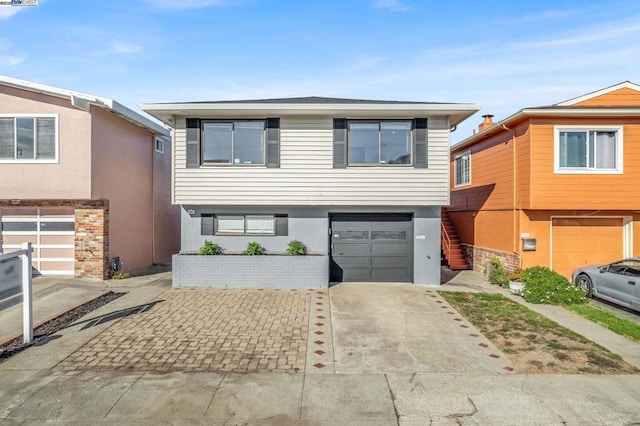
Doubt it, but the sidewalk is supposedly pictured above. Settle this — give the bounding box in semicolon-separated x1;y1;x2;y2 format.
0;270;638;424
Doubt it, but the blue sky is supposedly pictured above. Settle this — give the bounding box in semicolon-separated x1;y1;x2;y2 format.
1;0;640;142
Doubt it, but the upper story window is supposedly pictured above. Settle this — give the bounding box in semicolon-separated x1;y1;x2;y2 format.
0;116;58;163
202;120;265;165
348;121;412;165
155;137;165;154
555;126;623;174
333;118;427;169
454;150;471;187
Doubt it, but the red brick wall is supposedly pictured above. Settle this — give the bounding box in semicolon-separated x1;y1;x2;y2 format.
461;243;520;275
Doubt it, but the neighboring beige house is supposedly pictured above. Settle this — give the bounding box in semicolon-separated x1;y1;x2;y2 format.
142;97;480;286
0;75;180;279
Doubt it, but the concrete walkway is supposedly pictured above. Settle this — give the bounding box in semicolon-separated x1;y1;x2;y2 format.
0;270;638;424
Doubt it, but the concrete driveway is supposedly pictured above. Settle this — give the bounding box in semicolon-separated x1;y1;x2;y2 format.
1;271;639;424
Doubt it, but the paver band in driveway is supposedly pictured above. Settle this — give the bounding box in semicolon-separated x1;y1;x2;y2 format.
56;289;314;373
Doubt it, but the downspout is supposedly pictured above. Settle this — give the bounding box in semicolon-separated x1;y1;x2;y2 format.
501;124;519;265
151;135;156;264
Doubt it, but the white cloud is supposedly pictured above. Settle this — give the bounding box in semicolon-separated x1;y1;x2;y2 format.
143;0;224;10
2;55;24;66
373;0;411;12
108;41;142;54
0;6;22;19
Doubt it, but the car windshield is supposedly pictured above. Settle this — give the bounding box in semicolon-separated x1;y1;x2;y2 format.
608;260;640;276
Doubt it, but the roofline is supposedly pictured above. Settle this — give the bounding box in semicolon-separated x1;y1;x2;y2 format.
0;75;169;136
140;101;482;127
451;107;640;153
556;81;640;106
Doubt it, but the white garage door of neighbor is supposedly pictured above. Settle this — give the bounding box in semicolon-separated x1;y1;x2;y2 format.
1;208;75;275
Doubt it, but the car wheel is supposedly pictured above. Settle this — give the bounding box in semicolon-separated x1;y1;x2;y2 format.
575;274;593;297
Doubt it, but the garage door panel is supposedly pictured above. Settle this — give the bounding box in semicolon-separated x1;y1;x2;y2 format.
552;217;623;279
372;243;408;255
331;213;412;282
333;243;371;256
372;256;409;268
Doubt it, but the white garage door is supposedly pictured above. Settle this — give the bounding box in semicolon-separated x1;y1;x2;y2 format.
1;208;75;275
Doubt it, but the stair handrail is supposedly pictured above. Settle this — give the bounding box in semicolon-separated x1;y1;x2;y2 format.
441;219;452;261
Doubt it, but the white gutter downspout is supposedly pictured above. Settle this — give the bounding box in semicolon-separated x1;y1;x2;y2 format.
502;124;520;266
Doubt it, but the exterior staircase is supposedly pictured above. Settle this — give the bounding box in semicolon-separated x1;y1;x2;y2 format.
441;209;469;270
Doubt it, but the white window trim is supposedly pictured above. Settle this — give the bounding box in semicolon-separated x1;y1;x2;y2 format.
155;137;165;154
214;214;276;236
0;114;60;164
201;120;266;166
454;150;471;187
553;125;623;175
347;120;414;167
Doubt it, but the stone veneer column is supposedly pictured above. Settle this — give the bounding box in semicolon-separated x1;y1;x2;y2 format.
74;202;109;280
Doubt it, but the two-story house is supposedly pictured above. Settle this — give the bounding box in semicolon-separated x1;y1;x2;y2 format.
0;75;180;279
447;82;640;278
142;97;480;285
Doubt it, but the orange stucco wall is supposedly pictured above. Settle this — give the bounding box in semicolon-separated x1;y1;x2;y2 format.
0;86;92;199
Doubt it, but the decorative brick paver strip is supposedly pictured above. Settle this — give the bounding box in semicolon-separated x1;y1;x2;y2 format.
56;289;312;373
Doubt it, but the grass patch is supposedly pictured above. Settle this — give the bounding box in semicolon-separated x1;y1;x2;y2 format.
439;291;638;375
567;304;640;343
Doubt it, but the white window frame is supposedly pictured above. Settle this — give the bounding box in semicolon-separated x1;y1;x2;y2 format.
0;114;59;164
155;137;165;154
347;120;413;167
201;120;266;166
554;125;623;174
454;150;471;187
215;214;275;236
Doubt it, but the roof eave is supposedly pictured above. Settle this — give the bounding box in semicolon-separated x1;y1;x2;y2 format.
452;107;640;152
140;102;482;127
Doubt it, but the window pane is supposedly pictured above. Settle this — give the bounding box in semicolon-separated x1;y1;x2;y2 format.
455;154;469;185
216;216;244;234
16;118;34;159
40;222;74;232
234;121;264;165
380;121;411;164
36;118;55;159
349;123;379;164
246;215;274;235
203;122;232;163
559;131;586;167
594;131;616;169
371;231;406;240
0;118;14;159
2;221;37;232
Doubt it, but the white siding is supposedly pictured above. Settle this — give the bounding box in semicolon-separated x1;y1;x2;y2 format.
173;116;450;206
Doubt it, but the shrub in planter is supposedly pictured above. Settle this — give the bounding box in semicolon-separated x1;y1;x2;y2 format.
521;266;588;305
199;240;223;255
285;240;308;256
488;258;509;287
243;242;266;255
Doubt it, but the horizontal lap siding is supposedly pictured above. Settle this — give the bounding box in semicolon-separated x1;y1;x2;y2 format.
530;118;640;210
174;116;450;205
573;88;640;106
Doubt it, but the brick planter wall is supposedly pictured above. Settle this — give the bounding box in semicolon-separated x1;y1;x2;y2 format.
460;243;520;275
173;254;329;288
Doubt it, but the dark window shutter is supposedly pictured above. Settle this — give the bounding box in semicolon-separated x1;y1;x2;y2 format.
275;215;288;236
266;118;280;168
333;118;347;168
186;118;201;168
413;118;428;168
201;214;214;235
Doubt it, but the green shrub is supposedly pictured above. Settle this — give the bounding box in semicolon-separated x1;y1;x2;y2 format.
521;266;587;305
198;240;223;255
488;258;509;287
110;271;129;280
243;242;266;255
508;268;524;282
285;240;308;256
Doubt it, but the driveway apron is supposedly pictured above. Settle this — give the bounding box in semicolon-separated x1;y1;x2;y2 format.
329;283;513;374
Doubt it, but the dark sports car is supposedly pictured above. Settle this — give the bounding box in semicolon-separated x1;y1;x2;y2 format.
572;258;640;312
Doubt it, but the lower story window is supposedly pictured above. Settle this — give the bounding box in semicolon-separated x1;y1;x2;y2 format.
216;215;274;235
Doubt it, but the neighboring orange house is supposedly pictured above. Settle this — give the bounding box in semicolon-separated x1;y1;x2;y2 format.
447;82;640;278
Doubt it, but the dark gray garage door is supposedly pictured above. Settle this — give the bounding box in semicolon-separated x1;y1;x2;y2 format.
330;214;412;282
